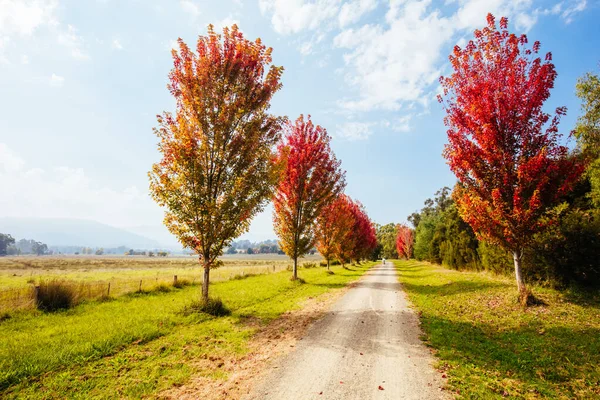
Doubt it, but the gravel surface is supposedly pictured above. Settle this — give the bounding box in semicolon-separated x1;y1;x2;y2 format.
244;263;448;400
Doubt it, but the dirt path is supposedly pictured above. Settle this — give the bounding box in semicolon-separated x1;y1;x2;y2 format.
243;263;448;400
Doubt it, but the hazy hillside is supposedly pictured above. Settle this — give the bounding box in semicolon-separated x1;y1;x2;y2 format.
0;217;161;249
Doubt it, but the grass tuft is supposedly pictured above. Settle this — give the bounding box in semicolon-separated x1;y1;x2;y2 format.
182;298;231;317
173;278;192;289
36;280;78;312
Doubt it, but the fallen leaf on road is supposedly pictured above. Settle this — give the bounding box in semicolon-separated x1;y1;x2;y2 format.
378;386;384;390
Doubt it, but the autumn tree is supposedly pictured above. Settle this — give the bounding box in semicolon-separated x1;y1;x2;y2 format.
149;25;284;302
346;200;377;263
439;14;585;299
315;194;354;270
273;115;346;280
396;224;414;260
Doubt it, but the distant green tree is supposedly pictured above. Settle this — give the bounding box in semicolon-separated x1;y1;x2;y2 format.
375;223;398;259
0;233;15;256
32;242;48;256
246;247;254;255
575;68;600;206
95;248;104;256
226;246;237;255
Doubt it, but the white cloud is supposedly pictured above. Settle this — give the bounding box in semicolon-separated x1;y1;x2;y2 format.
558;0;587;24
336;121;374;140
339;0;378;27
20;54;29;64
49;73;64;87
0;143;162;228
214;16;240;31
259;0;341;34
334;1;453;111
333;0;550;113
180;0;200;19
0;143;25;172
57;24;89;60
0;0;58;37
111;39;123;50
299;41;314;55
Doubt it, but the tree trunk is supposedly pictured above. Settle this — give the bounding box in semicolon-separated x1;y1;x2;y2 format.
293;256;298;280
327;258;330;271
202;259;210;302
512;250;526;295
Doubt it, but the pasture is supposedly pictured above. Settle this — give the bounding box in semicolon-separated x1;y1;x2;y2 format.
0;260;374;398
0;255;322;312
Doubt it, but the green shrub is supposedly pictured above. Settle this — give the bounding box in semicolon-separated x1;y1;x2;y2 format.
231;272;258;280
182;298;230;317
155;283;171;293
173;278;191;289
527;208;600;287
36;280;78;312
302;262;317;269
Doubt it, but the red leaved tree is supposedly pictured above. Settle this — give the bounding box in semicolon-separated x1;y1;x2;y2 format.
439;14;585;298
396;224;414;260
149;25;284;303
273;115;346;280
346;200;377;264
315;194;354;270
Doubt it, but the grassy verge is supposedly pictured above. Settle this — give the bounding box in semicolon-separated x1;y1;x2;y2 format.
394;259;600;399
0;262;374;399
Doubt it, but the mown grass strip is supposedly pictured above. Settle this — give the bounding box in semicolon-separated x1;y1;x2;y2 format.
394;260;600;399
0;262;374;398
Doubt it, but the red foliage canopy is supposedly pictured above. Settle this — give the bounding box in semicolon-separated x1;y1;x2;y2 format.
273;115;345;277
396;224;414;260
439;14;585;254
345;199;377;263
315;194;354;268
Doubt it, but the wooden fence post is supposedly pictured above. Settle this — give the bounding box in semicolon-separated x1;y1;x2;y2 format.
173;275;178;286
139;280;142;292
107;282;111;297
34;285;40;307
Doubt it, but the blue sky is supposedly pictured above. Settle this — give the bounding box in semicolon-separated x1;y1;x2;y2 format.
0;0;598;246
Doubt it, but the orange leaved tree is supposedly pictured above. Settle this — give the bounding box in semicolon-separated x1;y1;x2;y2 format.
149;25;284;302
396;224;414;260
439;14;585;299
273;115;346;280
315;194;354;270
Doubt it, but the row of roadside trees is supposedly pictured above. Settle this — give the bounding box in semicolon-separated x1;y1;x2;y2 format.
149;25;376;303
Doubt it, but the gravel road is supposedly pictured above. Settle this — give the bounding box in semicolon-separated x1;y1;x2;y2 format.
244;262;448;400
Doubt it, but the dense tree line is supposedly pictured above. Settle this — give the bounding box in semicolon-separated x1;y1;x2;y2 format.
409;181;600;288
0;235;51;256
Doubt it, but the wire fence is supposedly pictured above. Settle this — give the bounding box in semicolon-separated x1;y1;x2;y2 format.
0;264;290;313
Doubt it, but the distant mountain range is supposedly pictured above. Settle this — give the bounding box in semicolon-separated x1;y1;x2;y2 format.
0;217;162;249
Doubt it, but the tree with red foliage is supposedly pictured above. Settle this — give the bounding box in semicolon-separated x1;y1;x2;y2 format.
345;199;377;264
439;14;586;299
149;25;284;303
396;224;414;260
315;194;354;270
273;115;346;280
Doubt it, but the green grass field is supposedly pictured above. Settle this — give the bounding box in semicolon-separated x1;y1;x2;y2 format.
0;261;374;399
394;259;600;399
